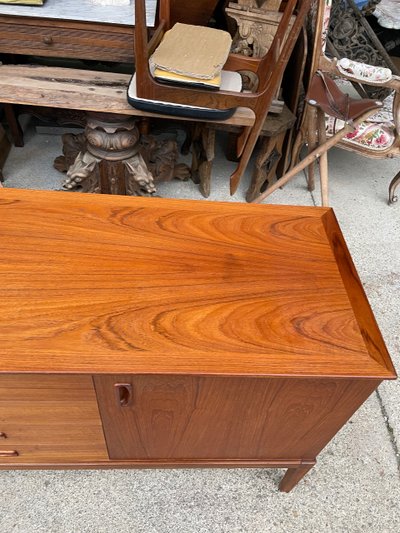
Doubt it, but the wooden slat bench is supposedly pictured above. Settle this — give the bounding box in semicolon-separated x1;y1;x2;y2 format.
0;64;294;198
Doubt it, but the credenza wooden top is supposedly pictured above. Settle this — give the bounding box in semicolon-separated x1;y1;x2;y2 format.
0;189;395;379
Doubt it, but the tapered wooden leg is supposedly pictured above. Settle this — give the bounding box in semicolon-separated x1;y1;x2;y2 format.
307;106;318;192
289;126;306;170
317;108;329;206
279;463;315;492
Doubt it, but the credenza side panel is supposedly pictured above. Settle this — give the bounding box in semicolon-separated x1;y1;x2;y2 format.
94;375;378;461
0;375;108;463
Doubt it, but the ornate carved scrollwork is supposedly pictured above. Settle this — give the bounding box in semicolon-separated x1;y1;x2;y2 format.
226;1;293;58
55;113;190;196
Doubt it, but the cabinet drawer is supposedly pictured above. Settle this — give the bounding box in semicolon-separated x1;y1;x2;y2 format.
0;375;108;463
0;20;134;62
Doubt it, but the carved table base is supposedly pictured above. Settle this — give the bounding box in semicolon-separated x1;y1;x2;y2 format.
54;113;190;195
245;132;286;202
187;106;296;200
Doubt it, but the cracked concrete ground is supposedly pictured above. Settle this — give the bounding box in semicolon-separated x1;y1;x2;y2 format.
1;120;399;533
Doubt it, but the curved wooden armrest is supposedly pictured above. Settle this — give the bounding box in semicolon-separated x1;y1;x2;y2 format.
319;55;400;91
147;20;167;56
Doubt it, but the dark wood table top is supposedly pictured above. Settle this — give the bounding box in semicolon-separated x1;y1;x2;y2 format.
0;189;396;379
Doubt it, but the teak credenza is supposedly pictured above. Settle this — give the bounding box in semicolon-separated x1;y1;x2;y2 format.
0;189;396;492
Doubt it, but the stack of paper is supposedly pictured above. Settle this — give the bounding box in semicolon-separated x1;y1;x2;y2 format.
150;23;232;90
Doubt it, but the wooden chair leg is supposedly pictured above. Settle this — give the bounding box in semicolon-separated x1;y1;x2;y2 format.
307;106;318;192
317;108;329;206
279;463;315;492
226;132;240;163
4;104;24;147
388;170;400;204
251;123;355;204
285;119;308;175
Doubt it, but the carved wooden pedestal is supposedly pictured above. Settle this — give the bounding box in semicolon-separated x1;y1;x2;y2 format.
55;113;156;195
54;113;189;196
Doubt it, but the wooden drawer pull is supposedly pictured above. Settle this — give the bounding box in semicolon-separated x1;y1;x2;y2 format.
0;450;19;457
0;432;7;439
114;383;133;407
43;36;53;45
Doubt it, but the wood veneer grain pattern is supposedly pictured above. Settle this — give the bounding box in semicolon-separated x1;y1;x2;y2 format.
0;189;394;378
94;375;379;461
0;375;108;463
322;210;396;377
0;18;134;62
0;65;255;125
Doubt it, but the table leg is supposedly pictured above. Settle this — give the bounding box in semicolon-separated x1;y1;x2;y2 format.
0;124;11;183
56;113;156;195
279;462;315;492
55;113;190;195
246;135;283;202
4;104;24;148
190;124;215;198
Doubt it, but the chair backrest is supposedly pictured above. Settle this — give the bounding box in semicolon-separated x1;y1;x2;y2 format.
309;0;398;97
133;0;312;194
134;0;312;112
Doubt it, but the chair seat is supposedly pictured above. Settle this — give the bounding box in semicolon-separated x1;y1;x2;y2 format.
337;58;393;84
127;71;242;120
326;92;396;151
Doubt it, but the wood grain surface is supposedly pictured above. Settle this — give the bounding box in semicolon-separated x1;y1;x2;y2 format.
0;375;108;463
0;18;135;63
94;374;379;461
0;65;255;126
0;189;395;378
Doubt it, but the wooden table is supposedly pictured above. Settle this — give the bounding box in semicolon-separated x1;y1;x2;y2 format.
0;0;155;63
0;189;396;491
0;0;218;63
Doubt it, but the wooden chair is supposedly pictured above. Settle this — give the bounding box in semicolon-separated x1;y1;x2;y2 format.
132;0;313;195
253;0;400;205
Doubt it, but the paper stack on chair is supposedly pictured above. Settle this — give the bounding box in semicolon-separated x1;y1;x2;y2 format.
150;23;232;90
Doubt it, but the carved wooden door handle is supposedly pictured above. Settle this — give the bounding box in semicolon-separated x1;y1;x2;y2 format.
114;383;133;407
